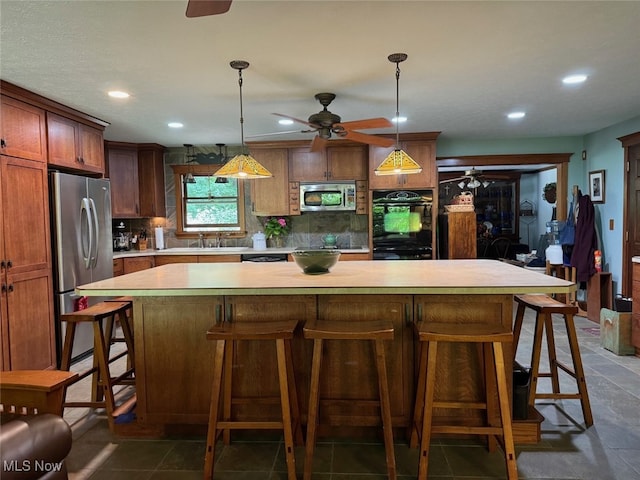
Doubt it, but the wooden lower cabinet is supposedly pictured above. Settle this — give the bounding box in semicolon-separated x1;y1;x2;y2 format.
113;258;124;277
123;256;155;274
132;292;517;435
633;263;640;352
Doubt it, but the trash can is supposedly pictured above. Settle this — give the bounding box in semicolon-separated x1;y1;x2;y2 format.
513;362;531;420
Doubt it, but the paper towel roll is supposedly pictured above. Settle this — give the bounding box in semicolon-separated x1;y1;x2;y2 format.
155;227;164;250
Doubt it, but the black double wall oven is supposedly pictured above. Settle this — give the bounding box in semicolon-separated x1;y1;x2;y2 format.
372;189;433;260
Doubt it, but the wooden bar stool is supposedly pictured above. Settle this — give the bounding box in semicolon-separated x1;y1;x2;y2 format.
204;320;301;480
411;322;517;480
105;296;135;369
513;294;593;427
303;319;396;480
60;301;136;427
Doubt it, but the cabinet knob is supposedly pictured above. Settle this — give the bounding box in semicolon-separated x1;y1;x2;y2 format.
0;138;6;148
6;260;11;269
7;284;13;293
0;260;5;269
1;284;5;294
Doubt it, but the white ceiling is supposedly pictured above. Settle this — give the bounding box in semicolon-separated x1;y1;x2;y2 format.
1;0;639;153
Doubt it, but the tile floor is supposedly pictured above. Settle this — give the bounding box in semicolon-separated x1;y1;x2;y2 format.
64;307;640;479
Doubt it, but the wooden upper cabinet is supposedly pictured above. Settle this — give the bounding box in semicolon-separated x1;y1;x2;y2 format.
368;136;438;190
250;148;290;216
326;145;367;180
47;112;105;174
289;145;367;182
138;144;166;217
0;96;47;162
107;145;140;218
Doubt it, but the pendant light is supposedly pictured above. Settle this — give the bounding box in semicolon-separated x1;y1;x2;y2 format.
214;60;272;179
374;53;422;176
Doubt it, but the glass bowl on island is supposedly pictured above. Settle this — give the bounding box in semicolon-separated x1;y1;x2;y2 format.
291;250;341;275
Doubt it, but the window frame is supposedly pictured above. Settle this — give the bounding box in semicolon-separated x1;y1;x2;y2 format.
171;164;246;239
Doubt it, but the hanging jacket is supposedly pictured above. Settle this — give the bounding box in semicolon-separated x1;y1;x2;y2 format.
570;194;597;282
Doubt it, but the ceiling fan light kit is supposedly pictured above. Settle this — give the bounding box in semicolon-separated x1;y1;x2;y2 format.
214;60;272;179
375;52;421;176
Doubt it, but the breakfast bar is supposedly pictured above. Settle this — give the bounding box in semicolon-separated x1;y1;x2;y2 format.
76;259;574;439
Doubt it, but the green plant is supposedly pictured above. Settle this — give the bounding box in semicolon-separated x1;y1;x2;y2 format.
263;217;290;238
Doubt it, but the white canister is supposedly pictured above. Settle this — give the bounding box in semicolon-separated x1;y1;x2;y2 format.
252;232;266;250
545;244;563;265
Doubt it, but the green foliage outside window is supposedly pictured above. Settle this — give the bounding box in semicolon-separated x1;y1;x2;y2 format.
183;176;241;231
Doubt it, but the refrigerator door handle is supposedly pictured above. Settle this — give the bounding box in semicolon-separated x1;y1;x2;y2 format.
89;197;100;268
80;197;94;269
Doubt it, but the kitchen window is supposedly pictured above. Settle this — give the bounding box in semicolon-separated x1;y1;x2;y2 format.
172;165;246;238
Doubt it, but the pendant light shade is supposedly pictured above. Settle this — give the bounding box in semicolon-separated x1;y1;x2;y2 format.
375;53;422;176
215;60;272;179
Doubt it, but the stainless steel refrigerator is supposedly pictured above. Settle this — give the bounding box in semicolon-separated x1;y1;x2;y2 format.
50;171;113;363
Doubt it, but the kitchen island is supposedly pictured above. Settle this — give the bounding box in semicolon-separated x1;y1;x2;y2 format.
76;260;574;439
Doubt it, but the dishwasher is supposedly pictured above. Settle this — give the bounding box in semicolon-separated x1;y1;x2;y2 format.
240;253;288;263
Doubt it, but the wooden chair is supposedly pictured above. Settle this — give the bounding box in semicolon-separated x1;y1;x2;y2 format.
303;319;396;480
59;300;136;429
204;320;301;480
513;294;593;427
411;322;518;480
0;370;78;416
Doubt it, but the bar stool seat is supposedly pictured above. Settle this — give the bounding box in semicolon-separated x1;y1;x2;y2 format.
411;322;518;480
303;319;396;480
60;300;136;429
204;320;301;480
513;293;593;427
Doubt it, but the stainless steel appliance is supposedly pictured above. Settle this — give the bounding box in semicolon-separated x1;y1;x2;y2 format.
50;171;113;363
372;189;433;260
299;182;356;212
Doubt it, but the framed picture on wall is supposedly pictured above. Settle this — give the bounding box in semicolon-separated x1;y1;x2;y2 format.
589;170;605;204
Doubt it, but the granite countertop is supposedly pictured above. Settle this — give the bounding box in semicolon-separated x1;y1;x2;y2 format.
78;259;575;297
113;247;369;259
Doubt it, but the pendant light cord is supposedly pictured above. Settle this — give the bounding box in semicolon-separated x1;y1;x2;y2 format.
237;68;245;154
394;61;401;149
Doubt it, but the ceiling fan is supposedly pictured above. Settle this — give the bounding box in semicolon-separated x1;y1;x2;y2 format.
258;93;394;152
186;0;232;18
440;168;491;189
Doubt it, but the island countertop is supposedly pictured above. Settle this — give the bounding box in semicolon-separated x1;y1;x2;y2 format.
77;259;574;297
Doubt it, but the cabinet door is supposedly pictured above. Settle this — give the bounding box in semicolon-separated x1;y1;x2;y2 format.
0;96;47;162
47;113;81;169
289;148;327;181
78;123;105;174
250;148;290;216
5;269;55;370
317;294;414;425
123;256;154;273
108;147;140;218
138;146;166;217
326;145;367;180
113;258;124;276
0;156;51;275
226;294;317;421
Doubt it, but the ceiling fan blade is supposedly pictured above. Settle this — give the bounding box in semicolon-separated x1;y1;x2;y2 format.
246;130;303;138
335;117;393;130
310;135;329;152
272;113;319;129
439;176;466;184
340;130;394;147
186;0;232;17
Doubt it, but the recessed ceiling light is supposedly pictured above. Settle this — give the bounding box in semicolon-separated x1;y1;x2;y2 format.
562;74;588;85
507;111;526;119
108;90;130;98
392;116;407;123
278;119;294;125
167;122;184;128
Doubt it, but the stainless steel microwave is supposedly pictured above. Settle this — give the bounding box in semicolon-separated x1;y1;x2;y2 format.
299;182;357;212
